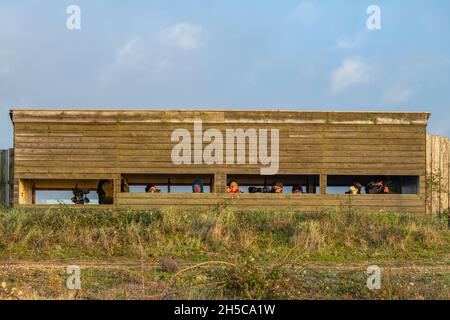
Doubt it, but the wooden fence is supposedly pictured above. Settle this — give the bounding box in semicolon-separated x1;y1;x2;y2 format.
0;149;13;208
426;134;450;215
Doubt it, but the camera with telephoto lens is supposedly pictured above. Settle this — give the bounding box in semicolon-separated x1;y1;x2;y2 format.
248;186;270;193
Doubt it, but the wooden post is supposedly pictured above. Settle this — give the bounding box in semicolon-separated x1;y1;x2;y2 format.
320;174;327;195
426;134;432;214
8;149;13;208
0;150;4;206
307;177;314;194
428;135;450;216
431;136;440;215
19;179;31;205
113;177;121;207
441;137;449;213
0;151;3;206
0;150;8;207
214;172;227;193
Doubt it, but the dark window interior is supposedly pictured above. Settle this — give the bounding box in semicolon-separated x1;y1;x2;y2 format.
226;174;320;193
326;175;419;195
122;174;213;193
31;179;113;205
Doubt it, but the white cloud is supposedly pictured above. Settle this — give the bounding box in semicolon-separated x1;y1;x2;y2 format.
383;85;413;105
336;31;367;50
99;34;175;87
98;37;147;87
116;37;145;66
285;2;317;25
161;23;205;50
331;58;371;94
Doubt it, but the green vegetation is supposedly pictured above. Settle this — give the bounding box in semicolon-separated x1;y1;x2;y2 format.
0;204;448;299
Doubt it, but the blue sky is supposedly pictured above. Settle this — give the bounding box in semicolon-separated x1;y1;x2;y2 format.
1;0;449;149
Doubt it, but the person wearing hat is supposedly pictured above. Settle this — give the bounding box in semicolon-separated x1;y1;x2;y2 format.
97;180;113;204
292;184;304;194
272;181;283;193
226;180;242;194
346;181;362;195
145;184;161;193
192;179;204;193
72;184;90;204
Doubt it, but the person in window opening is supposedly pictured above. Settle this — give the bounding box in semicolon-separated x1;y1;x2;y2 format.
226;180;242;194
272;181;283;193
97;180;106;204
292;184;304;194
145;184;161;193
97;180;114;204
346;181;362;195
121;177;129;193
365;179;389;194
383;177;393;194
192;179;204;193
72;184;90;205
382;180;391;194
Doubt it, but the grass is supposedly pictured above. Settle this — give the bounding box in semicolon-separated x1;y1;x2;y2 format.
0;204;448;299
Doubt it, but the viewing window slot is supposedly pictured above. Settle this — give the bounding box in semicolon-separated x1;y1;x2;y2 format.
326;175;419;195
226;174;320;194
122;174;213;193
19;179;114;205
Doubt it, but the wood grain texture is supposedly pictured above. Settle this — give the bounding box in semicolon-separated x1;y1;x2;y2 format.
426;134;450;215
11;110;430;124
0;149;13;208
10;110;431;212
113;193;425;213
440;137;449;212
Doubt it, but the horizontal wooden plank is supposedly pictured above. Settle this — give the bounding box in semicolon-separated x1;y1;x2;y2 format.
16;173;121;180
15;120;425;133
115;204;425;213
14;143;427;155
15;169;425;179
116;198;424;205
115;193;425;212
14;136;426;146
14;162;426;171
14;130;425;140
15;169;426;177
14;142;426;153
116;193;423;200
18;204;115;209
13;149;426;158
12;155;426;165
116;199;424;208
15;203;424;213
11;110;430;125
32;179;104;189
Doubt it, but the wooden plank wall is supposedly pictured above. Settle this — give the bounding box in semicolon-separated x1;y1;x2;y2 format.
11;110;430;212
11;111;429;178
115;193;424;213
426;134;450;215
0;149;13;208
